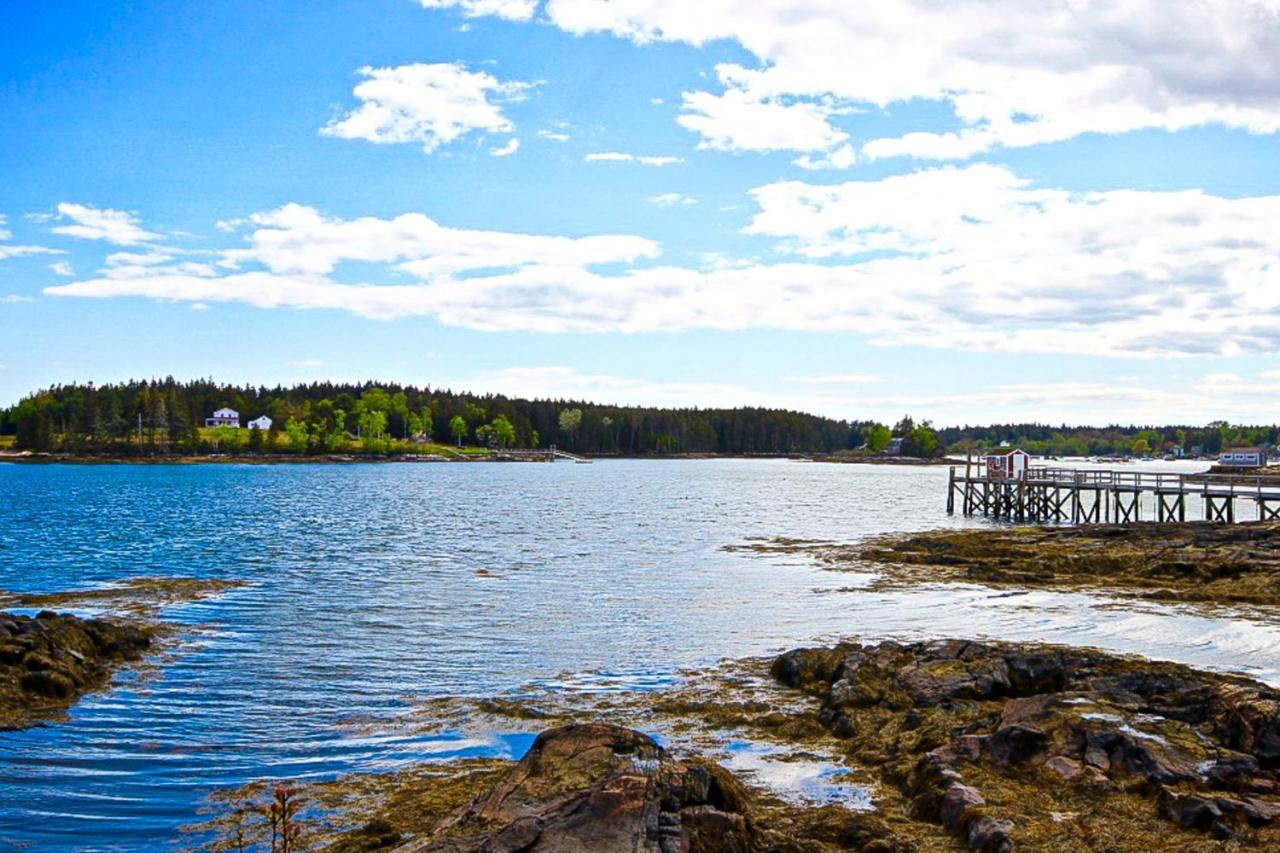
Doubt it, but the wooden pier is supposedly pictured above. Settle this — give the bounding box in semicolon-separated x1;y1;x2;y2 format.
947;465;1280;525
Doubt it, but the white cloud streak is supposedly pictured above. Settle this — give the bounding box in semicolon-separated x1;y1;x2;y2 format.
51;203;160;245
419;0;538;21
585;151;683;166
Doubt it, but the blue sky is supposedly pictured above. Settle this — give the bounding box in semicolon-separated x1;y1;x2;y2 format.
3;0;1280;424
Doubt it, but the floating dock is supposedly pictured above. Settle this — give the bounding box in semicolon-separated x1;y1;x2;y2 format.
947;464;1280;525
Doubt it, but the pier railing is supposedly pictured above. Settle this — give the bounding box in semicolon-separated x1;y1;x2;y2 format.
948;464;1280;525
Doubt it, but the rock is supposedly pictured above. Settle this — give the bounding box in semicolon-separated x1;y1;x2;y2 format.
940;783;985;829
773;638;1280;845
985;725;1047;766
966;816;1014;852
0;609;153;728
401;724;756;853
1044;756;1083;780
20;669;76;699
1159;791;1222;830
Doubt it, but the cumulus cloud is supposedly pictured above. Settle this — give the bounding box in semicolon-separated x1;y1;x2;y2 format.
43;170;1280;357
49;261;75;276
215;202;659;279
322;62;531;153
531;0;1280;160
51;203;160;245
419;0;537;21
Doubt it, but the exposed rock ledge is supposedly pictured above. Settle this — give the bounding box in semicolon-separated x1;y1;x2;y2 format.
394;723;762;853
0;610;151;729
773;638;1280;850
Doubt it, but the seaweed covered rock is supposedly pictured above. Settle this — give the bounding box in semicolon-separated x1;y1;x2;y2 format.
0;610;151;728
399;723;763;853
774;639;1280;850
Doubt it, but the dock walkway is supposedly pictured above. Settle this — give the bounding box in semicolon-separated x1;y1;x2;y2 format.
947;465;1280;524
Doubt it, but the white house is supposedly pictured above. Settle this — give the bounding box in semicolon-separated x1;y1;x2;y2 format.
986;448;1030;480
1219;447;1266;468
205;407;240;428
247;415;273;431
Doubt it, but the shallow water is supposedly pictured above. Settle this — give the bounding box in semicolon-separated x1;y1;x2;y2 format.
0;458;1276;850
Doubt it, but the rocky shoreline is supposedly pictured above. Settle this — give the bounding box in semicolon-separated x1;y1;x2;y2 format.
0;610;151;729
855;522;1280;606
198;638;1280;851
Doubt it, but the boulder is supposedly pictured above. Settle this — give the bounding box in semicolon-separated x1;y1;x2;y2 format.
399;724;756;853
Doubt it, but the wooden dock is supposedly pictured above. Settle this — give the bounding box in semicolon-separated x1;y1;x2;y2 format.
947;464;1280;525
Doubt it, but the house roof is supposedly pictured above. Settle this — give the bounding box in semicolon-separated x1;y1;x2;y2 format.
212;407;238;416
1223;447;1264;453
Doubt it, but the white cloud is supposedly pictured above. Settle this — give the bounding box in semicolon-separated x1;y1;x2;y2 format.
537;129;571;142
0;245;58;261
649;192;697;207
585;151;683;166
286;358;326;368
42;171;1280;358
49;261;75;276
419;0;537;21
0;294;34;304
0;214;60;260
678;68;851;153
321;63;531;153
532;0;1280;160
51;203;160;245
218;202;659;278
490;137;520;156
792;144;857;171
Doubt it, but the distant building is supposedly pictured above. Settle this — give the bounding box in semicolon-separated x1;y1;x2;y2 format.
986;448;1030;480
1219;447;1266;468
888;437;905;455
205;407;240;428
247;415;273;431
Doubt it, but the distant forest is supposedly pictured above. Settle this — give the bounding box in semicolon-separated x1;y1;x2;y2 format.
0;379;867;456
2;379;1275;458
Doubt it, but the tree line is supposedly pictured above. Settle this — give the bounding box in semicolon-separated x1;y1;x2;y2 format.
4;380;1270;459
0;379;868;456
936;422;1278;457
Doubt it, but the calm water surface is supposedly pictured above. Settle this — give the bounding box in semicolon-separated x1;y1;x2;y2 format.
1;459;1278;850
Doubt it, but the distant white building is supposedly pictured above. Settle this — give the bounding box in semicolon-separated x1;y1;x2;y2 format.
1220;447;1266;468
888;436;905;455
205;407;240;428
247;415;273;431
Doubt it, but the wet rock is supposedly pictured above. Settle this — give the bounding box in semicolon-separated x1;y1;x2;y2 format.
774;639;1280;847
400;724;757;853
939;783;985;829
0;609;152;729
966;816;1014;852
985;725;1047;766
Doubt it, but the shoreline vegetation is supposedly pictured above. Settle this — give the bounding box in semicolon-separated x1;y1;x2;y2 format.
7;378;1278;464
